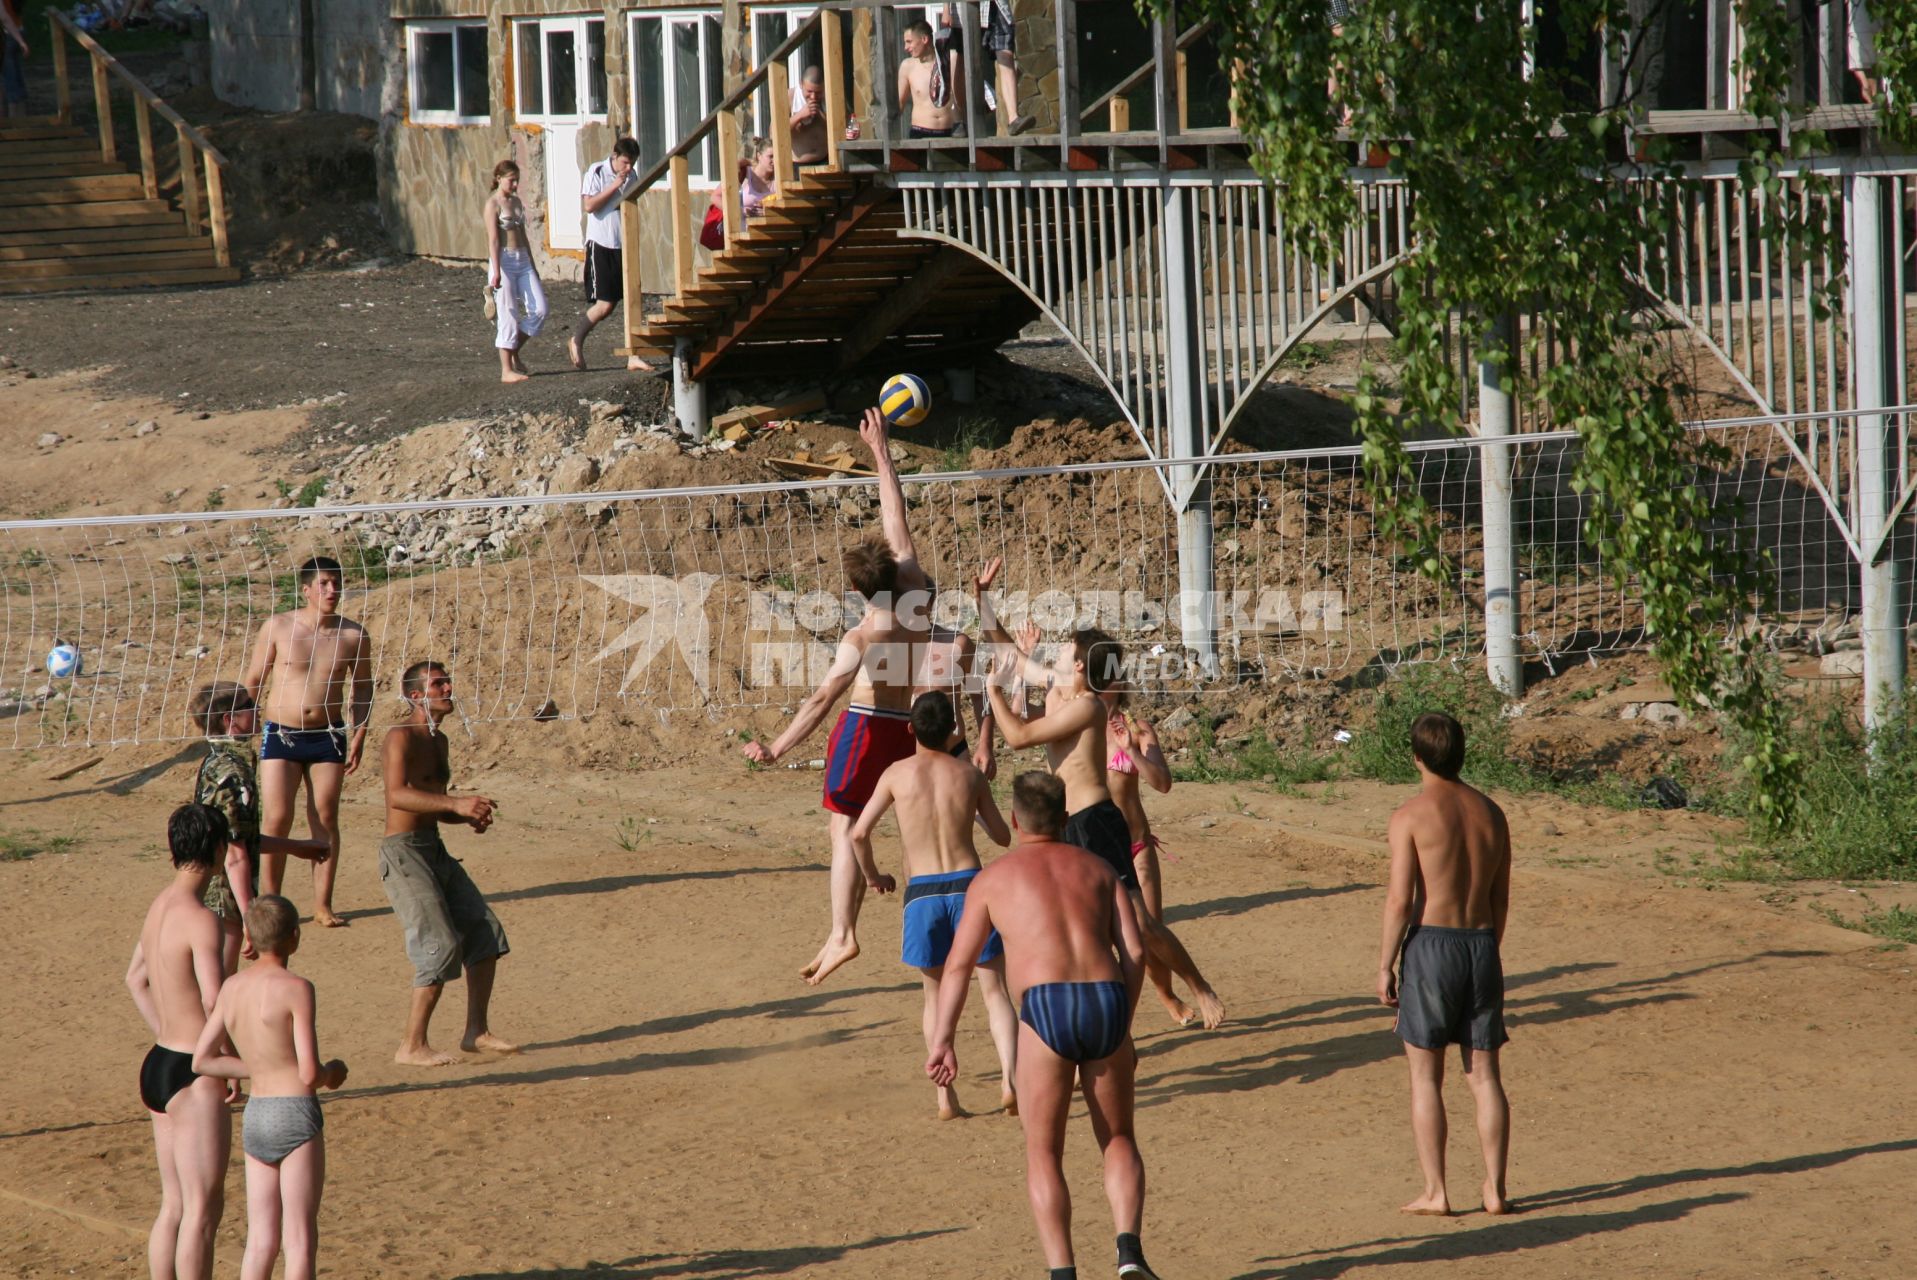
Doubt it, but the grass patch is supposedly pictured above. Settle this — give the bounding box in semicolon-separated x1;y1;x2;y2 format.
0;830;80;862
936;416;1008;472
1738;698;1917;881
1860;904;1917;944
1278;341;1331;371
1174;725;1337;790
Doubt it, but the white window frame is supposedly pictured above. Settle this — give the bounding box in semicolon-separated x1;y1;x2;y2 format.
406;20;491;126
513;14;610;124
628;9;725;188
746;5;817;140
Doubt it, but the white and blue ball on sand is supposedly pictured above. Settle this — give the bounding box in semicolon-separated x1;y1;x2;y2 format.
46;642;82;680
880;372;931;428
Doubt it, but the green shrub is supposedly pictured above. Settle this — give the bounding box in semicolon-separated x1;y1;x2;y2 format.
1754;698;1917;881
1346;662;1526;789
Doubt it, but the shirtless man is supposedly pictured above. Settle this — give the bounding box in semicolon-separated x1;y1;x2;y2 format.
192;896;349;1280
897;16;962;139
1378;712;1514;1217
860;408;994;779
744;417;931;986
242;555;374;928
850;691;1019;1119
381;660;516;1066
927;772;1163;1280
126;803;234;1280
976;559;1226;1029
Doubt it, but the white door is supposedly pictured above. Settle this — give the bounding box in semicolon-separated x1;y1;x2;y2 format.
545;124;584;251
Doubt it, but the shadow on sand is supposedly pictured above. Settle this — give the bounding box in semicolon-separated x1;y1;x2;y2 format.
450;1228;964;1278
335;863;821;924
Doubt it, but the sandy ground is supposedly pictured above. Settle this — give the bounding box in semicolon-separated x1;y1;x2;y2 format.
0;743;1911;1279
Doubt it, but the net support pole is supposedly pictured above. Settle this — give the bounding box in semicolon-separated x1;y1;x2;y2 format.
1849;175;1904;744
1162;182;1217;677
673;337;707;440
1479;311;1523;697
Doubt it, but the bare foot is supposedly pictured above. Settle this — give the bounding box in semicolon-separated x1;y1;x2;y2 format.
1159;995;1198;1027
312;908;347;928
799;941;828;982
568;336;587;371
1482;1184;1516;1215
1001;1090;1018;1117
501;369;530;384
512;353;531;375
803;936;859;986
935;1086;967;1121
394;1045;461;1067
462;1032;520;1055
1400;1193;1452;1216
1193;987;1226;1030
626;355;654;372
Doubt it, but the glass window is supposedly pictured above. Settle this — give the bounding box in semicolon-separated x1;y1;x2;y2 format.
546;27;579;117
408;21;489;125
630;12;725;183
514;17;608;122
586;20;608;116
516;22;543;118
633;17;665;168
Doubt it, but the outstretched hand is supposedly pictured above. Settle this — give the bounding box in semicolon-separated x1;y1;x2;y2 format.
859;407;890;460
974;556;1002;593
1016;622;1041;655
926;1042;958;1086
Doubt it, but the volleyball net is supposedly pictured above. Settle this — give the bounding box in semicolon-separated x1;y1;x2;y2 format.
0;414;1885;750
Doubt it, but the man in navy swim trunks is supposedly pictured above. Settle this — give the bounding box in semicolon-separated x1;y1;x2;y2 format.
242;555;373;928
1378;712;1515;1217
850;691;1018;1119
927;772;1165;1280
127;803;235;1280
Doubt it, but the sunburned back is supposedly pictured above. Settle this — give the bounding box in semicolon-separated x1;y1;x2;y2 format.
981;841;1122;1001
266;613;364;727
847;609;921;712
221;967;308;1096
889;753;983;879
140;890;213;1051
385;726;451;836
1041;688;1111;812
1402;779;1510;930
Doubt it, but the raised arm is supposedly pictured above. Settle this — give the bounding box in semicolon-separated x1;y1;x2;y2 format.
974;771;1011;847
1377;810;1420;1006
1123;715;1173;794
972;557;1051;688
989;680;1099;750
925;882;995;1085
743;633;863;764
847;770;900;893
859;408;926;591
582;166;636;216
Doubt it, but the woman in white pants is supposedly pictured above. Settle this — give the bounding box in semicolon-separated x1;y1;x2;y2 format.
486;159;548;384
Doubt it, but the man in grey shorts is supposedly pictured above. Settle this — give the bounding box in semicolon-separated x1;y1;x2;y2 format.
380;659;517;1066
1377;712;1514;1216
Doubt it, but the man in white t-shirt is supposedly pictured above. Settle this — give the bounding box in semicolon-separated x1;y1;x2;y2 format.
569;136;652;373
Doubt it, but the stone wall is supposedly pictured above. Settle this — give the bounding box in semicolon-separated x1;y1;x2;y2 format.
202;0;387;119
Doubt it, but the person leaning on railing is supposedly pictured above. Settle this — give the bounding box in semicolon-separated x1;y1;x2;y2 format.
701;136;777;250
790;64;860;166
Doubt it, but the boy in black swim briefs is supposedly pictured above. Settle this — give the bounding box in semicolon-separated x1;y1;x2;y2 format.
127;803;235;1278
927;772;1167;1280
1378;712;1516;1217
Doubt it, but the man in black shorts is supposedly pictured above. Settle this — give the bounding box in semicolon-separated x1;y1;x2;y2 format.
570;136;651;373
1378;712;1515;1216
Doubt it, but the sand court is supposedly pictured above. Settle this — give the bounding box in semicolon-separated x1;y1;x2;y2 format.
0;758;1911;1278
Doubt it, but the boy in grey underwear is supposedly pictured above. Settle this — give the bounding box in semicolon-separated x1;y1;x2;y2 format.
381;659;515;1066
193;895;349;1280
1378;712;1514;1216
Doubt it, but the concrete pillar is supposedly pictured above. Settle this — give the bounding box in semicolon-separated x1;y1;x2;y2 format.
673;338;708;440
1848;175;1905;743
1162;181;1217;676
1479;312;1523;697
945;367;977;404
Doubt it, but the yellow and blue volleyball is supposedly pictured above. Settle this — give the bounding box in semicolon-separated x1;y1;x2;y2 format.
879;373;931;428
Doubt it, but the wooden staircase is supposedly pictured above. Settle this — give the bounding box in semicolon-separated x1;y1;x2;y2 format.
0;120;237;294
625;171;1034;380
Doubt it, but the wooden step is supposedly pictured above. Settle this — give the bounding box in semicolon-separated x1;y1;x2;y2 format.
0;265;239;295
0;233;211;262
0;200;177;230
0;140;105;162
0;160;128;180
0;221;191;248
0;124;90;142
3;248;218;280
0;174;149;205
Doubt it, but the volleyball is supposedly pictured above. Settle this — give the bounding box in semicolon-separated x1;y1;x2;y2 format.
879;373;931;428
45;642;81;680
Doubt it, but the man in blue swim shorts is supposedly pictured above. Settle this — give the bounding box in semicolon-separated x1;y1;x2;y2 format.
927;772;1165;1280
851;691;1019;1119
242;556;373;928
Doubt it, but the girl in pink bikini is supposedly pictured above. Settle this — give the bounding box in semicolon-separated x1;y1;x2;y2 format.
1104;691;1222;1028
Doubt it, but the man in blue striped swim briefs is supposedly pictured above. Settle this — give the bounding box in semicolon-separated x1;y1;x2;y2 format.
851;692;1020;1119
925;772;1166;1280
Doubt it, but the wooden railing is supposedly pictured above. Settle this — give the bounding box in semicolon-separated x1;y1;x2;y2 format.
46;10;231;268
620;8;844;344
1079;18;1211;134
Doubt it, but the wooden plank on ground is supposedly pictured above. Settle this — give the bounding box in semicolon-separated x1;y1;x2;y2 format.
711;389;829;432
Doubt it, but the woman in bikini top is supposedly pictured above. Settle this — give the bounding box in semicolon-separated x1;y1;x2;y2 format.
1102;689;1198;1025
